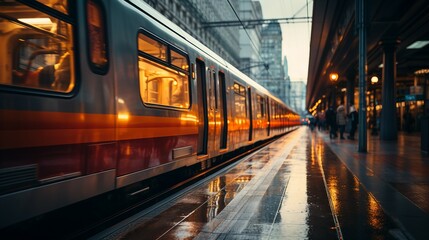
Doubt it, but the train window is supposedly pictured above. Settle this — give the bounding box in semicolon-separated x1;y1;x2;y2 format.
233;82;247;118
137;32;190;109
138;33;167;62
233;83;246;96
0;1;75;93
138;57;189;108
87;0;108;73
256;95;265;119
171;49;188;71
233;83;240;93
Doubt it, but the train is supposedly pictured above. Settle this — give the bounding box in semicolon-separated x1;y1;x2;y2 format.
0;0;300;228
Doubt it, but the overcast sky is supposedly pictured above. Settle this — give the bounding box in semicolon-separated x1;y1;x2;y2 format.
259;0;313;83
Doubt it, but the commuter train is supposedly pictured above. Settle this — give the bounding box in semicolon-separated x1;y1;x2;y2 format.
0;0;300;228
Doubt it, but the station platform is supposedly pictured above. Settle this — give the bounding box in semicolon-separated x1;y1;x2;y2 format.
319;128;429;240
92;127;429;240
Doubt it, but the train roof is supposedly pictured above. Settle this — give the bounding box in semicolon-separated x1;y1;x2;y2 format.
127;0;297;115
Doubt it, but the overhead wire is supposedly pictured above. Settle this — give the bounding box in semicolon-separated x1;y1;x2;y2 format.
292;0;313;18
226;0;265;63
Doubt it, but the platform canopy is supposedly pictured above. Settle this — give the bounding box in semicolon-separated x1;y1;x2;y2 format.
307;0;429;110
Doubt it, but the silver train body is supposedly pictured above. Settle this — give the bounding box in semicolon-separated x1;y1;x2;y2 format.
0;0;300;228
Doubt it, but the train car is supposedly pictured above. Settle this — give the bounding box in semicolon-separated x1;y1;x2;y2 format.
0;0;300;228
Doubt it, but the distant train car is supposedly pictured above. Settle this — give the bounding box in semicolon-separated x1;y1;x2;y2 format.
0;0;300;228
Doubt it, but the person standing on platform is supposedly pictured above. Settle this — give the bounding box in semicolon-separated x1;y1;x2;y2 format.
336;102;347;139
326;106;337;138
403;106;414;133
348;105;358;140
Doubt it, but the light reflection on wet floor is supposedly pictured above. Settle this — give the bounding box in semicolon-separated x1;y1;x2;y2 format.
100;128;398;240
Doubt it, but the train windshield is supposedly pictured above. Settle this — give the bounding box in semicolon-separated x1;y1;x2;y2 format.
0;0;74;93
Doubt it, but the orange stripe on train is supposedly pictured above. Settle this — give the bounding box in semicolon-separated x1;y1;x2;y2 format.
0;110;198;149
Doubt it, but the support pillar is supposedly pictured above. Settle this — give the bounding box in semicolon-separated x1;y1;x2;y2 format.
357;0;367;152
380;39;399;140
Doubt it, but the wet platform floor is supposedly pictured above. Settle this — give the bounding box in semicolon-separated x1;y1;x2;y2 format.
92;127;417;239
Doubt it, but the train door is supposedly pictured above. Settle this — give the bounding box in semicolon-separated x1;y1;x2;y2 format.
248;87;253;141
196;60;208;155
218;71;228;149
207;67;219;155
267;97;271;136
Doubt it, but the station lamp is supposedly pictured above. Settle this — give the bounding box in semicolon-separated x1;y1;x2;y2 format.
371;76;379;84
329;73;339;82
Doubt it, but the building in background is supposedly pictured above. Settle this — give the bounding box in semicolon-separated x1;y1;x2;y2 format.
290;81;307;115
143;0;241;66
258;21;286;103
283;56;292;107
238;0;264;80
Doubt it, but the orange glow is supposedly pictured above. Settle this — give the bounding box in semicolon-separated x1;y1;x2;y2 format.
118;113;129;121
368;194;382;229
180;114;198;123
330;73;339;81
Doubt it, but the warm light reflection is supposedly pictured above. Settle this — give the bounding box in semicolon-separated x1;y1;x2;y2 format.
235;175;252;183
118;113;129;121
314;136;341;216
180;114;197;123
117;98;125;104
208;177;221;193
205;176;233;222
124;145;132;156
278;137;309;237
368;194;382;230
206;177;221;221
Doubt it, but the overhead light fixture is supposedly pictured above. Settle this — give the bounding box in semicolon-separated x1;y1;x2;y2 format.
18;18;52;25
406;40;429;49
415;69;429;75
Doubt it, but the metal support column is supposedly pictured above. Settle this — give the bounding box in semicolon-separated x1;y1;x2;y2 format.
357;0;367;152
380;39;399;140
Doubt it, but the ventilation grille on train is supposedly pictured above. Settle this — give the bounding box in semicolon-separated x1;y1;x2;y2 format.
0;165;38;194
